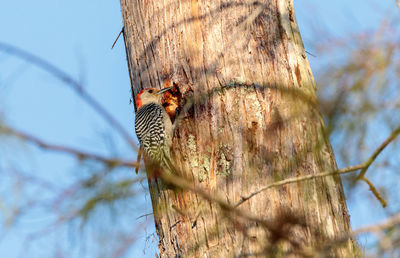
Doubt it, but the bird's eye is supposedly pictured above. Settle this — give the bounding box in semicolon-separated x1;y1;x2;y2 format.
149;89;154;93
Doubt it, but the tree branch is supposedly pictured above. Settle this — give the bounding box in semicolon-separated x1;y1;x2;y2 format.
0;42;138;151
354;212;400;234
135;146;142;174
360;177;387;208
234;164;364;208
235;124;400;208
1;125;139;168
295;212;400;256
160;172;276;232
111;27;124;49
356;125;400;179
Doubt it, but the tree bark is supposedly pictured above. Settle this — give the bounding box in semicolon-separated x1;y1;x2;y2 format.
120;0;358;256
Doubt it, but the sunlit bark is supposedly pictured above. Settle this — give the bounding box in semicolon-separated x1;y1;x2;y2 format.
120;0;358;256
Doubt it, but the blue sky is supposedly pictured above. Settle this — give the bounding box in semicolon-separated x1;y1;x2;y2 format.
0;0;397;257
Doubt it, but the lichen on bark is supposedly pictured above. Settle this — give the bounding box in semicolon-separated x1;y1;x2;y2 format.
120;0;359;256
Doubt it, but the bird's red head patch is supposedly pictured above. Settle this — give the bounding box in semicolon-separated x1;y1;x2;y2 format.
136;88;153;109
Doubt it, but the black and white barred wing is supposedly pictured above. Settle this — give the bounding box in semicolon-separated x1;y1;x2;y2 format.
135;103;166;164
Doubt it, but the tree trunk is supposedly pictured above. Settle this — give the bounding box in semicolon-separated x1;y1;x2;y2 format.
120;0;358;256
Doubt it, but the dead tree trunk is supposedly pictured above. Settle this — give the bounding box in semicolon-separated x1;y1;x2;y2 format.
120;0;358;256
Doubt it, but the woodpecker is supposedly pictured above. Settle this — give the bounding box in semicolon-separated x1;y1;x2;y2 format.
135;87;174;172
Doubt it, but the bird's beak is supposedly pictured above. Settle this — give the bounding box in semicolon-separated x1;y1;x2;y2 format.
157;86;174;94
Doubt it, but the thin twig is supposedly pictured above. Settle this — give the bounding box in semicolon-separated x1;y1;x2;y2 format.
160;172;275;232
360;177;387;208
305;50;316;57
1;125;138;168
354;212;400;234
136;212;153;220
356;125;400;179
296;212;400;256
234;164;364;208
235;124;400;208
111;27;124;49
0;42;138;151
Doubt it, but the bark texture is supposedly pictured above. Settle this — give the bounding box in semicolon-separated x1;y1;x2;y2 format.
121;0;358;256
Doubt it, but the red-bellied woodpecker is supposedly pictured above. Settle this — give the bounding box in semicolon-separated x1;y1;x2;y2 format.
135;87;174;172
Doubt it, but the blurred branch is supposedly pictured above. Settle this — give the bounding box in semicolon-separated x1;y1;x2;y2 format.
136;146;142;174
234;164;364;208
0;42;138;151
160;172;276;232
136;212;153;220
1;124;139;168
235;124;400;208
161;172;310;252
360;177;387;208
8;168;57;192
356;125;400;179
354;212;400;234
396;0;400;12
298;212;400;256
